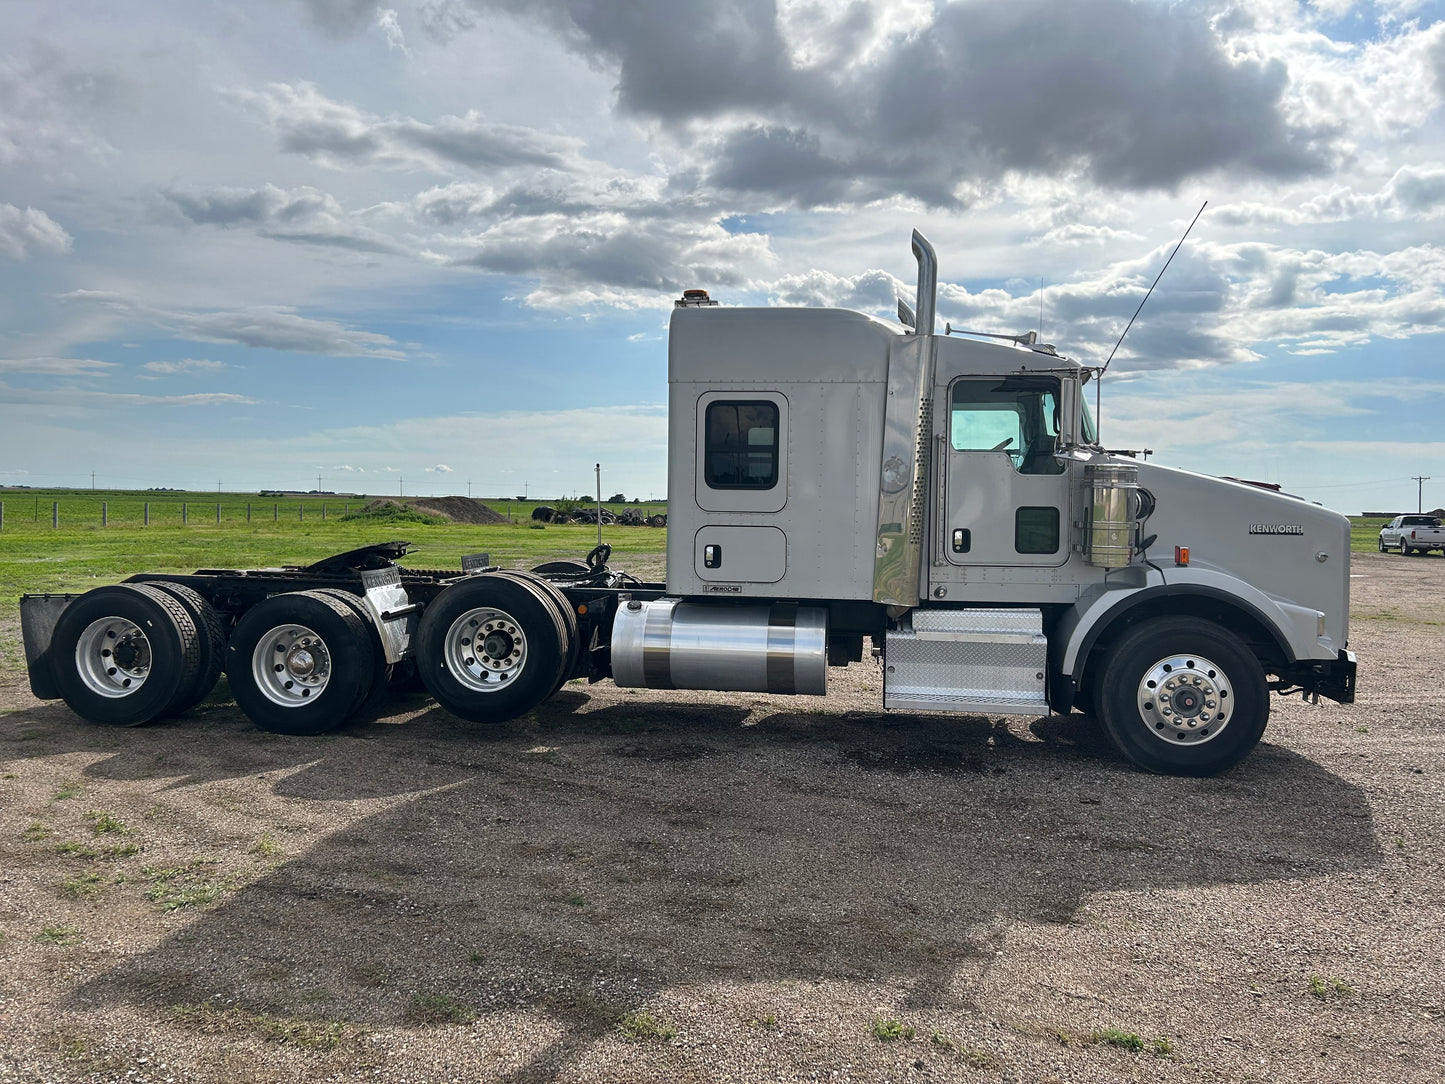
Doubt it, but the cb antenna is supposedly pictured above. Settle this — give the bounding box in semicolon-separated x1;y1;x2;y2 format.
1096;200;1208;428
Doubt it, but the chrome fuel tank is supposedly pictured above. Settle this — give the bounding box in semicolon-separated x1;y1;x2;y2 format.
611;598;827;695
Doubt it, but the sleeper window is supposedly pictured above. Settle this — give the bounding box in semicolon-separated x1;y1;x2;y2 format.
705;401;779;489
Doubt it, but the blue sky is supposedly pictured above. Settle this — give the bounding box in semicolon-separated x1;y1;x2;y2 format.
1;0;1443;513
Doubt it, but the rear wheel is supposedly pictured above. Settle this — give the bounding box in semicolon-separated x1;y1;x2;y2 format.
493;570;579;692
416;574;565;724
308;588;392;713
142;581;226;715
1096;617;1268;776
49;584;201;727
225;591;374;735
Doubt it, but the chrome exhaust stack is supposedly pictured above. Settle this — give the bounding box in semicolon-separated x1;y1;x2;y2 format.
912;229;937;337
873;230;941;607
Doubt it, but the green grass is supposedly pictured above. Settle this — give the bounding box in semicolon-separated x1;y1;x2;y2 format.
142;861;229;912
0;486;667;600
167;1002;352;1050
404;992;477;1025
1308;974;1354;1000
616;1010;677;1043
870;1017;916;1041
35;924;81;945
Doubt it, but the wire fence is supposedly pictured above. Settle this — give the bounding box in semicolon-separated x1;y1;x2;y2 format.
0;497;363;531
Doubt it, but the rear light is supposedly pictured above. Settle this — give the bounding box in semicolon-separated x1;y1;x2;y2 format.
1174;545;1190;566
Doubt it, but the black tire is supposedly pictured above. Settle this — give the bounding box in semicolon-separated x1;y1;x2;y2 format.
1378;536;1387;553
49;584;202;727
1095;616;1268;776
225;591;374;735
415;574;565;724
143;581;226;715
493;570;580;692
308;588;393;713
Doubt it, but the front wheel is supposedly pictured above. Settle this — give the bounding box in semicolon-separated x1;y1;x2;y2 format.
1096;617;1268;776
1378;536;1387;553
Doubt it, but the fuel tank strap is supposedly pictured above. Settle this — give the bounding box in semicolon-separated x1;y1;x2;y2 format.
766;603;799;695
642;599;676;689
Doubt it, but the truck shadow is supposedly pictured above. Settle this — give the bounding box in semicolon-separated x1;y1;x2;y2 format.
53;688;1380;1081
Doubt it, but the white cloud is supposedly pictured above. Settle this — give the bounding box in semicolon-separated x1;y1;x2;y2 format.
426;463;453;472
141;357;225;374
0;204;73;259
0;356;113;374
377;8;411;56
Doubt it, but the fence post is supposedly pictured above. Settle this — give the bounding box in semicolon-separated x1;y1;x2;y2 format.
216;502;221;524
182;502;188;524
102;501;108;527
144;502;149;526
299;504;304;521
0;501;4;531
273;503;278;522
321;502;326;520
247;502;251;523
52;501;58;528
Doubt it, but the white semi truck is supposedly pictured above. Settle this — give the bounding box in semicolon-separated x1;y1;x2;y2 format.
19;231;1355;775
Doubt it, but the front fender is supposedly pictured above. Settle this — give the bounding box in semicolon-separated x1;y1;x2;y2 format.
1057;567;1332;678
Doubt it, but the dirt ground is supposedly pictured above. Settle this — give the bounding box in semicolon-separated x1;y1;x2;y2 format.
0;553;1441;1084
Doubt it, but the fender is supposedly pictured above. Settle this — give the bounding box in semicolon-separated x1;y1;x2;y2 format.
1057;567;1328;679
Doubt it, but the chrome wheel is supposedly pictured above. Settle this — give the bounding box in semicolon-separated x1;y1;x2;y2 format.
252;623;333;707
1136;652;1233;745
444;607;527;693
74;617;152;698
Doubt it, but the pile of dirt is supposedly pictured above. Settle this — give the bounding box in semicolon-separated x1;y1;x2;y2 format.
400;495;508;525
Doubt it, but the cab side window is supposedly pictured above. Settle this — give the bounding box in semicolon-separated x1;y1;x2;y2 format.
705;401;779;489
949;378;1065;476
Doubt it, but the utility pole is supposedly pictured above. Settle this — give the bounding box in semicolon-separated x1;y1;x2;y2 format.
399;475;404;497
467;480;472;498
217;479;222;493
1413;475;1432;514
90;471;95;490
317;472;322;493
595;462;603;545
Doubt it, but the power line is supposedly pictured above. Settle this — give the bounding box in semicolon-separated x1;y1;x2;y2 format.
1412;475;1432;513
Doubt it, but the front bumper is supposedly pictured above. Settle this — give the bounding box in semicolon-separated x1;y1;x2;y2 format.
1282;648;1357;705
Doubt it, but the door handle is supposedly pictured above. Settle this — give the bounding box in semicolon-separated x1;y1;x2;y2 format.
952;528;971;553
704;543;722;568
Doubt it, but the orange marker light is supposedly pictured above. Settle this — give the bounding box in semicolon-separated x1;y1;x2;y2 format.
1174;545;1190;566
577;604;588;615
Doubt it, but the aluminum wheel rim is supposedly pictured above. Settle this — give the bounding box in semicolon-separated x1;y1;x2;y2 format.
1137;653;1233;745
75;617;152;698
252;623;332;708
444;606;527;693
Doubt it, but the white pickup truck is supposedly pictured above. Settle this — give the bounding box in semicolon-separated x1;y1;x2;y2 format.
1379;515;1445;555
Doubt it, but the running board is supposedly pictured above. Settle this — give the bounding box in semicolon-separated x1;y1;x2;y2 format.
884;608;1048;716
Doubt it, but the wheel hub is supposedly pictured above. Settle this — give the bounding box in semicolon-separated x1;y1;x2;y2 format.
446;608;528;692
252;624;332;707
1137;653;1232;745
75;617;152;698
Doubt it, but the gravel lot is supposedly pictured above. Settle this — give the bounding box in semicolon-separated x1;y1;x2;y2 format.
1;552;1441;1083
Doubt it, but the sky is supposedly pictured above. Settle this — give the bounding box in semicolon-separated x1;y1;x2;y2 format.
1;0;1443;513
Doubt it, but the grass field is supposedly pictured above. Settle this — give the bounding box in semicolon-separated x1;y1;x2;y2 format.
0;487;669;601
0;486;1398;601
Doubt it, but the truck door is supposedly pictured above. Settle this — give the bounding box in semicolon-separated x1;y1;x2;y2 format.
940;375;1070;568
692;392;790;584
